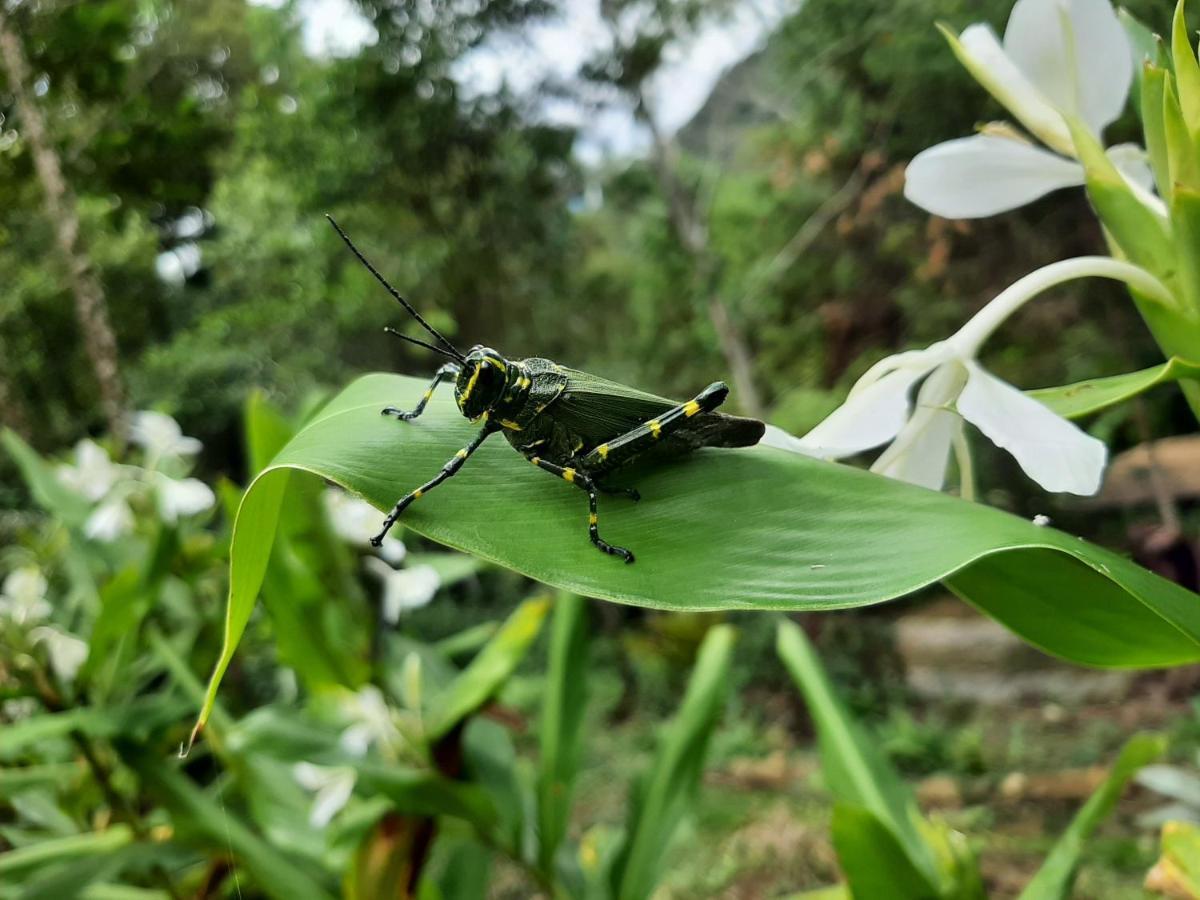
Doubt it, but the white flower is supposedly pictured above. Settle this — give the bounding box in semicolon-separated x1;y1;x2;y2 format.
84;497;135;542
338;686;399;757
30;627;88;684
794;258;1172;495
0;567;51;625
129;410;202;461
323;489;407;564
57;439;120;502
293;762;357;828
363;557;440;624
153;473;215;523
905;0;1154;218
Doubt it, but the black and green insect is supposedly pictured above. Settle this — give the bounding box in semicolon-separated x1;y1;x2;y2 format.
328;217;765;563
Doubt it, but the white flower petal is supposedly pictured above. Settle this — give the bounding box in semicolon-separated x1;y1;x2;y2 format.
1106;143;1155;192
292;761;331;791
870;364;966;491
30;627;88;684
0;567;51;625
905;135;1085;218
85;498;134;542
324;490;403;561
796;365;933;458
155;475;215;523
1003;0;1132;135
310;772;355;828
130;410;202;459
955;24;1075;154
757;424;822;456
957;360;1107;495
57;440;119;501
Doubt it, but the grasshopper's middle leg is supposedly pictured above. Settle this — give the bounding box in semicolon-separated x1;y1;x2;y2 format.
382;362;461;421
527;456;635;563
371;424;496;545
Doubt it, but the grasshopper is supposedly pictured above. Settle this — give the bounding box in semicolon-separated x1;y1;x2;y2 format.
329;217;765;563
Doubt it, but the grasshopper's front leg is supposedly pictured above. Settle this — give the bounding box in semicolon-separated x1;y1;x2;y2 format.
382;362;461;421
371;423;497;545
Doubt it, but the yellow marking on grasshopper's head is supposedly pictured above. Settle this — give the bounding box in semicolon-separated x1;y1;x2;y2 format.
563;467;576;483
648;419;662;438
683;400;701;417
597;443;609;460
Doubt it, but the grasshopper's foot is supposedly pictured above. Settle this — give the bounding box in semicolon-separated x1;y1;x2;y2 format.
593;536;635;564
381;406;417;421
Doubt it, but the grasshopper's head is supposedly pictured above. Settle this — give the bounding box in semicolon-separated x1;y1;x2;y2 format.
455;346;510;421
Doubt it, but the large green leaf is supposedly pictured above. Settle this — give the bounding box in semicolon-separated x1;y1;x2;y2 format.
1019;733;1165;899
190;374;1200;740
1027;358;1200;418
777;620;941;892
829;805;938;900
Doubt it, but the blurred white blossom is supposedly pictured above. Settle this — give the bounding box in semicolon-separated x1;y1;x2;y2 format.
904;0;1155;218
0;567;50;625
292;762;356;828
84;497;135;542
323;488;407;564
57;439;120;502
364;557;440;624
153;473;215;524
129;410;202;461
338;685;399;757
30;626;88;684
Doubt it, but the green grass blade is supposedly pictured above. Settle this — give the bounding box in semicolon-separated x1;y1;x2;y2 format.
1019;733;1166;900
189;374;1200;740
1027;357;1200;418
830;805;939;899
0;826;133;879
537;593;590;874
425;595;550;740
777;620;940;890
613;624;735;900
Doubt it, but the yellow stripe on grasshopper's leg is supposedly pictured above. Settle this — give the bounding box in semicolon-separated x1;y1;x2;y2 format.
371;424;496;545
527;456;634;563
580;382;730;470
382;362;461;421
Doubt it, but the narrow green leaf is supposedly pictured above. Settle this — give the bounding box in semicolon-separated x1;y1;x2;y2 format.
2;430;91;525
1142;65;1174;199
190;375;1200;739
1019;733;1165;899
1172;187;1200;313
353;762;499;833
537;593;590;873
127;749;335;900
426;595;550;740
830;805;939;900
0;764;78;797
1164;76;1200;191
1065;118;1176;278
1027;357;1200;418
777;620;940;890
0;826;133;878
1153;820;1200;894
1172;0;1200;138
613;624;735;900
245;389;297;476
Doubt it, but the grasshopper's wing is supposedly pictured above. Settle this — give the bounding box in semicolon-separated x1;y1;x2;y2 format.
548;367;764;453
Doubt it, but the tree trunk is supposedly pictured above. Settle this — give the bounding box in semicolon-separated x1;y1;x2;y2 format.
635;94;764;417
0;14;126;439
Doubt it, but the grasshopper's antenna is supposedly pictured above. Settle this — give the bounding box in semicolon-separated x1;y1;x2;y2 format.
326;215;466;362
384;326;462;362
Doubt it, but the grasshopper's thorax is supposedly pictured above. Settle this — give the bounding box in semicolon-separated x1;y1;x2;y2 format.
454;346;531;427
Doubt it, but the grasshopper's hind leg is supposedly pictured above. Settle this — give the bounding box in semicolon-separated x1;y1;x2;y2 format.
528;457;635;563
581;382;729;470
382;362;460;421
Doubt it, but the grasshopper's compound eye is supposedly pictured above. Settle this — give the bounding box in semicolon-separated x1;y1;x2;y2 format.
455;357;506;420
